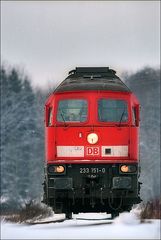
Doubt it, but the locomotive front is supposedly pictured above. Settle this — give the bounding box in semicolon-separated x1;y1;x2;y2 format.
43;67;141;218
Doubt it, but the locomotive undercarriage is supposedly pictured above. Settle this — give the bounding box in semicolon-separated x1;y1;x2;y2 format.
43;163;141;219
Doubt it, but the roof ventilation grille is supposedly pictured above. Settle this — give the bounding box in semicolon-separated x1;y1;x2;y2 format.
68;67;116;77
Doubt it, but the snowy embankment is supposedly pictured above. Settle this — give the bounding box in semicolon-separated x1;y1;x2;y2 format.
1;212;160;239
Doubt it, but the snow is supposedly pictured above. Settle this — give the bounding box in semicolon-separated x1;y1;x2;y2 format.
114;212;140;225
0;196;9;204
1;212;160;239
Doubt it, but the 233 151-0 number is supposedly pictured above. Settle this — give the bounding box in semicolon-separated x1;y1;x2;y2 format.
80;167;106;174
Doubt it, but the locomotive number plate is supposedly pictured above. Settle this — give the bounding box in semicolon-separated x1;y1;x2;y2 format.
80;167;106;174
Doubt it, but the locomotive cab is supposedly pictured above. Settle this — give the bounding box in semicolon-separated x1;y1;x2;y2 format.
43;67;141;219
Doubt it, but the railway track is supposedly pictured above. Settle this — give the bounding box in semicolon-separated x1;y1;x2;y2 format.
25;217;66;225
25;216;113;225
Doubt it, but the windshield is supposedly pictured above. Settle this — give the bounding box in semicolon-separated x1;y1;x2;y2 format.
57;99;87;122
98;99;128;123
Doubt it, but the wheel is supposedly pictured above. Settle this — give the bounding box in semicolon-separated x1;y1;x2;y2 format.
64;197;72;219
66;211;72;219
111;212;119;219
122;204;133;212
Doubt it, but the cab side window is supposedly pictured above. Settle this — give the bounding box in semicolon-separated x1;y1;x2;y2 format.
132;105;140;127
48;107;53;126
132;107;137;126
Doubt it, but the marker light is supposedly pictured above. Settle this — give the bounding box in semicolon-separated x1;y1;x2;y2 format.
87;133;98;144
55;165;65;173
120;165;129;173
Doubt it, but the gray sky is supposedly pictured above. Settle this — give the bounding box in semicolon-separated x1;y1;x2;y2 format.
1;1;160;89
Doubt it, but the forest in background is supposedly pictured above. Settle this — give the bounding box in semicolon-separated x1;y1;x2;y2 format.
0;64;160;212
124;68;160;201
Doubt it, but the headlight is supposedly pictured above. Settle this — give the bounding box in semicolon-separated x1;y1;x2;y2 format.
48;165;65;174
120;165;129;173
87;133;98;144
55;165;65;173
120;164;137;173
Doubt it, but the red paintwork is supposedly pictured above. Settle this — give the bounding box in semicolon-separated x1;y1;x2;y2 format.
45;91;140;164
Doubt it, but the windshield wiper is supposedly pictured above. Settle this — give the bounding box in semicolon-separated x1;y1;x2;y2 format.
118;108;126;127
60;110;67;127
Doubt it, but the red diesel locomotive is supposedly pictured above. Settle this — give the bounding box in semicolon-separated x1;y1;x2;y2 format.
43;67;141;218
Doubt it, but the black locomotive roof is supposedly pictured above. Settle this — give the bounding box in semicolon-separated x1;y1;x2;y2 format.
54;67;131;93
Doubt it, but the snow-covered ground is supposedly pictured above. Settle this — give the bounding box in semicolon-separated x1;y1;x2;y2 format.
1;212;160;239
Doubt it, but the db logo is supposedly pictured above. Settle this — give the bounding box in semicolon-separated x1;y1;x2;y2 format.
86;147;100;156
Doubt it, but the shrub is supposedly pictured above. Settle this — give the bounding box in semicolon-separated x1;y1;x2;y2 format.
140;198;161;219
4;200;53;223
